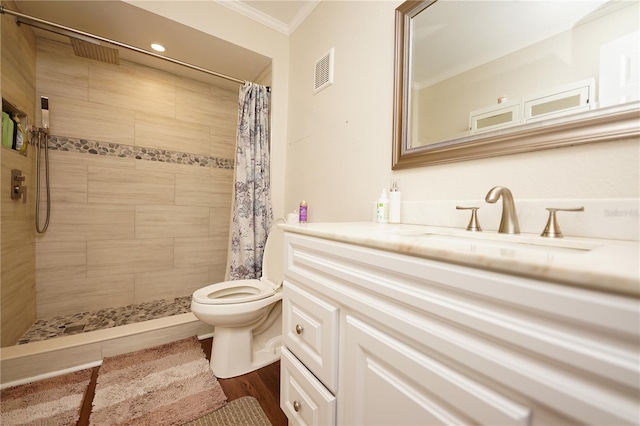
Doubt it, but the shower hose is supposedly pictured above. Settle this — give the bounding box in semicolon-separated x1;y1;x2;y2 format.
34;129;50;233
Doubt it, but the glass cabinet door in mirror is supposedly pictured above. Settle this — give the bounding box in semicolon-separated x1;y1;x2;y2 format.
393;0;640;169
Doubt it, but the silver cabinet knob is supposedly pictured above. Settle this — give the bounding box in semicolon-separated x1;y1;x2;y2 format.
541;207;584;238
293;400;301;412
295;324;304;334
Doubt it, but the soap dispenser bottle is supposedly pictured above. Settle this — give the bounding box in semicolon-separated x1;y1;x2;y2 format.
389;180;401;223
376;189;389;224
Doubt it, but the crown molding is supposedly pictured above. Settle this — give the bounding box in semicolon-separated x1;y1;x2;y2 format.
216;0;320;36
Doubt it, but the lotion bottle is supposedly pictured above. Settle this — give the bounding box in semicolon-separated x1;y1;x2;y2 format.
13;115;27;153
376;189;389;223
389;180;401;223
299;201;308;223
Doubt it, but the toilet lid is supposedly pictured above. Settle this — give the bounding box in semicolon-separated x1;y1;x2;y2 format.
192;279;276;305
261;223;284;290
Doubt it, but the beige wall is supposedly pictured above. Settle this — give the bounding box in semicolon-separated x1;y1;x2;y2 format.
1;0;38;346
34;38;236;318
285;1;639;223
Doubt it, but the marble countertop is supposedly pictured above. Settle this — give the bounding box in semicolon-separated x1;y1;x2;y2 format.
279;222;640;297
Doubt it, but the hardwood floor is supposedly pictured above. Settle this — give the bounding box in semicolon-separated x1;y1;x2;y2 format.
77;337;287;425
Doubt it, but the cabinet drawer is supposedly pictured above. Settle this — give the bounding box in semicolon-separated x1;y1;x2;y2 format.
281;347;336;426
283;280;339;392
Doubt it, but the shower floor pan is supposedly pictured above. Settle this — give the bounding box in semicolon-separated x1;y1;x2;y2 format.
1;296;214;387
18;296;193;344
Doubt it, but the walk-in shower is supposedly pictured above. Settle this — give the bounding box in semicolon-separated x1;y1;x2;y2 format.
0;2;270;385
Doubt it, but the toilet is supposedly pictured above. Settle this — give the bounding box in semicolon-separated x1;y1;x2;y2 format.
191;224;284;378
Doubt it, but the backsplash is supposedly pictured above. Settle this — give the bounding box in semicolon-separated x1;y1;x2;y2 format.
49;135;234;169
402;199;639;241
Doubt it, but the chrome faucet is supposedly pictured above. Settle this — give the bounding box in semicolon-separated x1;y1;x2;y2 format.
485;186;520;234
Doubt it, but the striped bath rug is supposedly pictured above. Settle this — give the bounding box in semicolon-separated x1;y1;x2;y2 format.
0;368;93;425
90;336;227;425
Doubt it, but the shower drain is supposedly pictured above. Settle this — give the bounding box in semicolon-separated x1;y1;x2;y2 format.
63;324;86;334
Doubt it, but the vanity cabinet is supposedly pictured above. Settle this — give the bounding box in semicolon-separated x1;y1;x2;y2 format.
280;232;639;425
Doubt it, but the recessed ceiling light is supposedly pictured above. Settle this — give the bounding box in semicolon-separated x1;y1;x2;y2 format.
150;43;165;52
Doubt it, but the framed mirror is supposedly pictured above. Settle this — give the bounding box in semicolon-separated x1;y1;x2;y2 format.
392;0;640;169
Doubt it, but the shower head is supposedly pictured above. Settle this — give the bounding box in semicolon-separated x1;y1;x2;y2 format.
70;37;119;64
6;10;120;65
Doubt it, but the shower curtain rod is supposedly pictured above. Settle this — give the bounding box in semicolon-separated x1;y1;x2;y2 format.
0;6;246;85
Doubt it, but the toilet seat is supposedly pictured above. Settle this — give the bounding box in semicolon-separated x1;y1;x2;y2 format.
192;278;278;305
193;223;285;306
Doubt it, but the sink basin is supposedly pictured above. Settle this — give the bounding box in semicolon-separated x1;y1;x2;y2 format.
400;228;602;251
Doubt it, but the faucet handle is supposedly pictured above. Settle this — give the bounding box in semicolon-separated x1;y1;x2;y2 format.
456;206;482;232
541;207;584;238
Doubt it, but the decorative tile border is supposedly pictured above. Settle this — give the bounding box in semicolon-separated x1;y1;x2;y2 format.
48;135;234;169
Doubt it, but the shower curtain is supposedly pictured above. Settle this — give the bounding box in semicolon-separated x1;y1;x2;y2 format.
228;82;273;280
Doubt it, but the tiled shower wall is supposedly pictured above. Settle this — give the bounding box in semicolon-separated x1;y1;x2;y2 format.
1;0;38;346
34;38;239;318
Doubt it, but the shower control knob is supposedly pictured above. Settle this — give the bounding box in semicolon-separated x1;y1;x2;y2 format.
295;324;304;334
293;400;301;412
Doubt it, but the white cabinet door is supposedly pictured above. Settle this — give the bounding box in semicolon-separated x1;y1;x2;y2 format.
341;314;531;426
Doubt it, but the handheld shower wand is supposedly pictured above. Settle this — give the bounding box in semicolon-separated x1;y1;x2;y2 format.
41;96;50;131
35;96;51;233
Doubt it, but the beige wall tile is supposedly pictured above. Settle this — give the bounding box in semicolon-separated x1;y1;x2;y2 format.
36;274;135;318
135;205;210;239
47;96;135;145
210;205;233;235
134;266;209;303
176;86;236;125
210;122;236;160
175;168;233;207
1;5;38;347
174;235;228;268
87;238;173;278
209;261;228;283
88;166;175;205
134;62;180;87
36;39;89;102
34;202;134;242
89;62;175;119
50;149;135;170
36;240;86;282
48;162;87;203
1;149;33;218
1;5;37;116
134;112;210;156
1;216;37;346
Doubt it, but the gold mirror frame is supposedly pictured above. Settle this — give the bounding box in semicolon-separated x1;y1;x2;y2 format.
392;0;640;170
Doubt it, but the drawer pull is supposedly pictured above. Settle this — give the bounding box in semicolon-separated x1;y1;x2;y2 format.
295;324;304;334
293;400;301;412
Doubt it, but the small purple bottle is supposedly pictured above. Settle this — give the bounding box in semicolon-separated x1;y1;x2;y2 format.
299;201;308;223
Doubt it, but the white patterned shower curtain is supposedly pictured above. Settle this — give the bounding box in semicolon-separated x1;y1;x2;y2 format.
228;82;273;280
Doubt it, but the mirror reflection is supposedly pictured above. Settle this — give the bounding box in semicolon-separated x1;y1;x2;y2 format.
407;0;639;149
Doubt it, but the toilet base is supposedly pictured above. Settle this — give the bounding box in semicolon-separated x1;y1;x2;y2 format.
210;326;282;379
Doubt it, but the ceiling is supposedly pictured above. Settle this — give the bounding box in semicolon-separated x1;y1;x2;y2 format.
8;0;318;90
